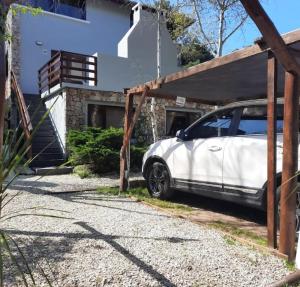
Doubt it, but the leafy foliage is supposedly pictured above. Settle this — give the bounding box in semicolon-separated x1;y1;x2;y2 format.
67;128;147;174
180;36;214;67
73;164;94;179
0;98;70;286
154;0;194;41
0;2;42;42
152;0;214;67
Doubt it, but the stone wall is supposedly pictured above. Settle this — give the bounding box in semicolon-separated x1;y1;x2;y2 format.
6;9;21;98
64;87;212;144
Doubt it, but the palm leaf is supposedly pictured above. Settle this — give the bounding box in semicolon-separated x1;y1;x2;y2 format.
0;232;29;287
5;234;36;285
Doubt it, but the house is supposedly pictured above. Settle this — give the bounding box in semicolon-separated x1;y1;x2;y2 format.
6;0;207;167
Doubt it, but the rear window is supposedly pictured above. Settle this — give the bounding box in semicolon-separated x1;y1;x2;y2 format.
237;105;283;135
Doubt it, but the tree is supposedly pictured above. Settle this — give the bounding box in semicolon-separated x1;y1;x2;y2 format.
154;0;194;42
188;0;248;56
153;0;214;67
180;36;214;67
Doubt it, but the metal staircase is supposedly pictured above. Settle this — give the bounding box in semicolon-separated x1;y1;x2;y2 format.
23;94;65;168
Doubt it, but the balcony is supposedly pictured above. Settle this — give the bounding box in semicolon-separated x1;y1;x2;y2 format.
38;51;97;95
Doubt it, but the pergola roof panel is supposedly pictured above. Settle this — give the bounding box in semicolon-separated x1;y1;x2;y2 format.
127;29;300;105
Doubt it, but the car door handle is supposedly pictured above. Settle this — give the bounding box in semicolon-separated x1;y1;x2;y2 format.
208;146;222;152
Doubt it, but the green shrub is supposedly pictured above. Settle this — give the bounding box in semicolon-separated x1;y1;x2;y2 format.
73;164;94;178
67;127;147;174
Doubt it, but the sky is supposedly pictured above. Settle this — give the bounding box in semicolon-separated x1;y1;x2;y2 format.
223;0;300;54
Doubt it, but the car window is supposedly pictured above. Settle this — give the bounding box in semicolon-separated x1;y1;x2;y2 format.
187;109;235;139
237;106;283;135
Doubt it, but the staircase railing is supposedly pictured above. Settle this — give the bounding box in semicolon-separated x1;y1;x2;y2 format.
11;71;33;150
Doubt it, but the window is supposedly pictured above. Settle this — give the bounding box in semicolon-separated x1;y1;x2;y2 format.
237;105;283;135
87;104;125;129
166;110;202;136
56;0;86;20
28;0;54;12
28;0;86;20
187;109;235;140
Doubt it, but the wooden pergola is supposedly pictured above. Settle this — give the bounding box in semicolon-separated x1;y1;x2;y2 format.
119;0;300;260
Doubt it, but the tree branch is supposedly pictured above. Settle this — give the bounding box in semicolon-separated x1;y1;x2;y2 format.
191;0;217;56
222;14;248;43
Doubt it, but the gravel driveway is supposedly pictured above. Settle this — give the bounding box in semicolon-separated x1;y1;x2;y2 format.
3;177;291;287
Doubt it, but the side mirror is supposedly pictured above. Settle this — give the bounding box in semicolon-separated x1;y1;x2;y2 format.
176;129;186;141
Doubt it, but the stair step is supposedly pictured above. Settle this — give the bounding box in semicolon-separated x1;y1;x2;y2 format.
34;166;73;176
30;159;65;168
32;147;62;154
32;139;58;145
25;94;65;169
33;153;64;161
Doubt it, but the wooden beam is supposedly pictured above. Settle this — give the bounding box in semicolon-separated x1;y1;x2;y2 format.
240;0;300;75
119;86;149;191
120;93;134;192
267;52;278;249
279;72;299;261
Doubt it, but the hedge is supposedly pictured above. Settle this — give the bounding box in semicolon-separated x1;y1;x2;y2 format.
67;127;147;174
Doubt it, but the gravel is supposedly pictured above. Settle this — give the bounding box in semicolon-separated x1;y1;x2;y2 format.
2;175;291;287
7;173;143;193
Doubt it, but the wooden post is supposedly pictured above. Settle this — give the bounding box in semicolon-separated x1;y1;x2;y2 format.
279;72;299;261
267;52;278;248
120;86;150;191
120;93;134;192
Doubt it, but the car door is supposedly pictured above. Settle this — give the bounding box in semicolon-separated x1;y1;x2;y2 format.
172;108;237;188
222;105;284;192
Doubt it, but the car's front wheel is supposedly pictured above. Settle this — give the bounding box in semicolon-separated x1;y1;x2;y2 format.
146;162;174;199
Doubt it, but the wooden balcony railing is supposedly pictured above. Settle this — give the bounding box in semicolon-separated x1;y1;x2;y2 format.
38;51;97;94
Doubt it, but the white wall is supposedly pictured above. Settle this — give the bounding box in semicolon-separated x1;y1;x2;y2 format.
17;0;130;94
97;53;157;91
118;4;179;77
97;4;180;92
45;92;66;153
16;1;180;95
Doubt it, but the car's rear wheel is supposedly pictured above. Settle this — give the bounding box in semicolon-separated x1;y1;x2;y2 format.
276;187;300;234
146;162;174;199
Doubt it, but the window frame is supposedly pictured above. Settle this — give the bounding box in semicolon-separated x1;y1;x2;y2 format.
165;108;203;137
232;104;284;136
184;107;242;140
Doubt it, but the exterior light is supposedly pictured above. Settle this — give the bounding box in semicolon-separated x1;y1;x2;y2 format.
35;41;43;46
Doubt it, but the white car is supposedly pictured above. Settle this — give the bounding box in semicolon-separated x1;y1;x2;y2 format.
142;99;300;224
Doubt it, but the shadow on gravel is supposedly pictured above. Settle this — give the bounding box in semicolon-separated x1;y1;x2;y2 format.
4;220;197;287
170;191;266;226
76;221;177;287
50;192;171;218
8;179;59;194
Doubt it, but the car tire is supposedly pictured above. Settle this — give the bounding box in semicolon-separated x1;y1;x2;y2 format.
146;162;174;199
276;186;300;234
